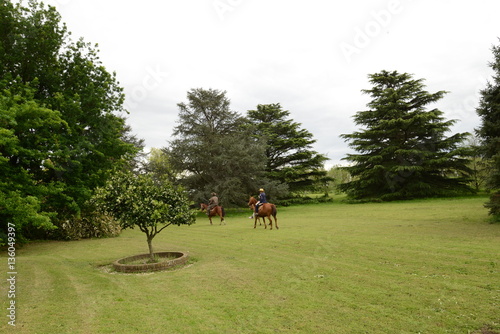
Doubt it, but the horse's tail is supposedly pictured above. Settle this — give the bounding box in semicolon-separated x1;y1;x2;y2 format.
221;206;226;217
272;204;277;216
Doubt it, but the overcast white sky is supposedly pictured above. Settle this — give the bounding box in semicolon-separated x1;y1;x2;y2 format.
36;0;499;166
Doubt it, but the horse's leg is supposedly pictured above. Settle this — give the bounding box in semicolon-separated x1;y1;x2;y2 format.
254;216;257;228
208;215;213;225
219;210;225;225
274;214;278;229
268;215;273;230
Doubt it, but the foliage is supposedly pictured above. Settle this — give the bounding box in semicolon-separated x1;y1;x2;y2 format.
327;165;353;194
463;135;495;192
166;88;274;206
92;170;196;260
143;148;176;182
246;103;331;194
340;70;473;200
0;81;65;243
476;40;500;218
0;0;140;243
274;195;333;206
49;211;122;240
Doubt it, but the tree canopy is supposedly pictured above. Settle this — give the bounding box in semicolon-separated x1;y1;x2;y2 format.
246;103;331;193
0;0;139;244
92;171;195;260
165;88;269;206
476;40;500;218
340;70;472;200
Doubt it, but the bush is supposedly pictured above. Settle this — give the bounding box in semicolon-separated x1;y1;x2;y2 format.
50;212;122;240
275;195;333;206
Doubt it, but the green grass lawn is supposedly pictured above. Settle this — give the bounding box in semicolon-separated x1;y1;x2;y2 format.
2;196;499;334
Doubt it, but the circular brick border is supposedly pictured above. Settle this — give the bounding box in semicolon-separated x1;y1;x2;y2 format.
113;251;189;273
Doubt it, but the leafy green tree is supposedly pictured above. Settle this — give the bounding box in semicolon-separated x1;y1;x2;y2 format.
166;88;271;206
92;171;195;261
327;165;352;195
144;148;176;182
476;41;500;219
464;135;494;192
0;0;139;242
246;103;331;194
340;70;472;200
0;80;66;243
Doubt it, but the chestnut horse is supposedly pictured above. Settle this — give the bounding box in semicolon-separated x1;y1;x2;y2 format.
248;197;278;230
247;196;262;225
200;203;226;225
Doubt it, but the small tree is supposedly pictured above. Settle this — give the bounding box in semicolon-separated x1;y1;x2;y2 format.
93;171;195;261
463;135;494;192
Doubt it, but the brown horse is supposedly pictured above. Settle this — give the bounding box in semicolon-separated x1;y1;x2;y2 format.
247;196;262;225
200;203;226;225
248;197;278;230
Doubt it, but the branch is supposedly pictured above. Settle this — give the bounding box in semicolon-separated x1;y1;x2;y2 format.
156;222;172;235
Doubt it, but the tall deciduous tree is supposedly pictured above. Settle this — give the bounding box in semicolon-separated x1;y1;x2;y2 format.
246;103;330;193
165;88;268;206
340;70;472;200
0;0;139;243
476;40;500;219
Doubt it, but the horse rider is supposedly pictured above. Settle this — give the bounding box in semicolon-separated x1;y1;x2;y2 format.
255;188;267;214
207;192;218;215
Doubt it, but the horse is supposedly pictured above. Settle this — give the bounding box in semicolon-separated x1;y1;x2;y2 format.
200;203;226;225
247;196;262;225
248;197;278;230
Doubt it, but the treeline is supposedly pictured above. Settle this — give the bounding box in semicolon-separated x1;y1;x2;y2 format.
162;89;330;207
0;1;329;244
1;1;499;245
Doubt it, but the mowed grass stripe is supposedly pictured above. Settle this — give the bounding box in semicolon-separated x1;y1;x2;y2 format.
3;196;499;333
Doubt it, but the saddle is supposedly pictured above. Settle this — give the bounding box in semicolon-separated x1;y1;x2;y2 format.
257;203;270;212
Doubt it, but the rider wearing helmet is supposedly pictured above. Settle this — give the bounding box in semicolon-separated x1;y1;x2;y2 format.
255;188;267;213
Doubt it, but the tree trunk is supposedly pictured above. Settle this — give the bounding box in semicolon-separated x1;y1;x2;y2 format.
147;236;155;262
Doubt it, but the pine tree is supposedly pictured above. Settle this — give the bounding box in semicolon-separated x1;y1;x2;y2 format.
246;103;331;194
340;70;472;200
166;88;267;206
476;41;500;219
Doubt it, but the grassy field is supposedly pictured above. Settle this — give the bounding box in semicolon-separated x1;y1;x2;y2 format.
2;196;499;334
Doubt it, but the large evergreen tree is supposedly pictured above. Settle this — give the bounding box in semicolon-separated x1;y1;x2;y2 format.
476;41;500;219
0;0;139;243
340;70;472;200
246;103;330;194
166;88;272;206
